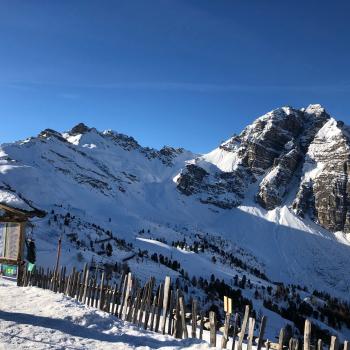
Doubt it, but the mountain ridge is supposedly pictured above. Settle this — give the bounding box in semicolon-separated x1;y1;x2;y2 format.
1;105;350;324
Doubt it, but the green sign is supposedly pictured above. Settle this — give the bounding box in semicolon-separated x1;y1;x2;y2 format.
0;264;18;278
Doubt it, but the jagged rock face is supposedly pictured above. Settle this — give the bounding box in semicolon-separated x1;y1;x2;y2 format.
176;163;245;208
176;104;330;211
293;119;350;232
257;143;302;210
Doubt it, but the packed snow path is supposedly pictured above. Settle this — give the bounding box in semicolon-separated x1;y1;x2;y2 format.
0;280;209;350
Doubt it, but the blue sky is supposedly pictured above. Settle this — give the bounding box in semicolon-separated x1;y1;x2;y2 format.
1;0;350;153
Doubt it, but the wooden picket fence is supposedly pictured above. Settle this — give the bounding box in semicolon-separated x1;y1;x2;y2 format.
18;264;348;349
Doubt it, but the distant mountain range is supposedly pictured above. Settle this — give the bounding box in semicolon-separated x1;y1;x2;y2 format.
1;104;350;338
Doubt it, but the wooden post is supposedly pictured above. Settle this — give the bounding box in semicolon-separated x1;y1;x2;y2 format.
278;328;285;350
304;320;311;350
199;312;204;340
237;305;250;350
79;263;88;302
179;296;188;339
330;336;339;350
144;278;155;329
160;276;171;335
294;338;299;350
231;313;239;350
123;272;132;320
209;311;216;348
75;272;82;300
344;341;349;350
155;283;164;332
82;269;90;304
118;274;128;318
132;288;142;324
99;271;105;310
247;317;255;350
168;290;175;335
221;312;231;349
257;316;267;350
191;299;197;339
150;295;157;331
317;339;322;350
174;290;182;339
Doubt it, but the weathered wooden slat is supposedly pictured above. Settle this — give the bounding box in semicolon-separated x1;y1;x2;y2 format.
330;336;339;350
160;276;171;335
179;296;188;339
155;284;164;333
199;312;204;340
138;282;149;327
209;311;216;348
168;290;175;335
75;272;82;300
118;274;128;318
257;316;267;350
132;288;142;324
247;317;255;350
278;328;285;350
150;295;157;331
231;313;239;350
123;273;132;320
221;312;231;349
174;290;182;339
304;320;311;350
111;283;118;315
144;278;155;329
237;305;250;350
99;271;105;310
79;264;88;302
191;298;197;339
82;269;90;304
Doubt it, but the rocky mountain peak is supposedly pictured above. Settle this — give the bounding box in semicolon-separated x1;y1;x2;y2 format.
70;123;91;135
176;105;339;223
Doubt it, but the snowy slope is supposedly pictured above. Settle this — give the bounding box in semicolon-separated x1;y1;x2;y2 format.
0;279;209;350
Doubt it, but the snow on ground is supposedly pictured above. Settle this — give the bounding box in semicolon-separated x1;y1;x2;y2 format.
0;279;210;350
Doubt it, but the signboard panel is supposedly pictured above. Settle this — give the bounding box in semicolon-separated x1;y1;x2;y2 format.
0;223;22;260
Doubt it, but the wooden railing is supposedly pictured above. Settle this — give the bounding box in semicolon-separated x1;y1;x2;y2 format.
18;264;348;349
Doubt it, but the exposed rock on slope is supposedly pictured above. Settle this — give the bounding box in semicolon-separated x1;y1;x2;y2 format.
176;104;330;212
293;118;350;232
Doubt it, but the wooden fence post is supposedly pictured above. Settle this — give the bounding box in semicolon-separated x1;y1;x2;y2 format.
344;341;349;350
191;299;197;339
209;311;216;348
199;312;204;340
99;271;105;310
330;336;339;350
160;276;171;335
317;339;322;350
155;283;164;332
278;328;285;350
221;312;231;349
174;290;182;339
168;290;175;335
179;296;188;339
304;319;311;350
237;305;250;350
247;317;255;350
257;316;267;350
231;313;239;350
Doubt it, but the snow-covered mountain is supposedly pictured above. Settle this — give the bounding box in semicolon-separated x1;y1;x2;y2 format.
2;105;350;338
